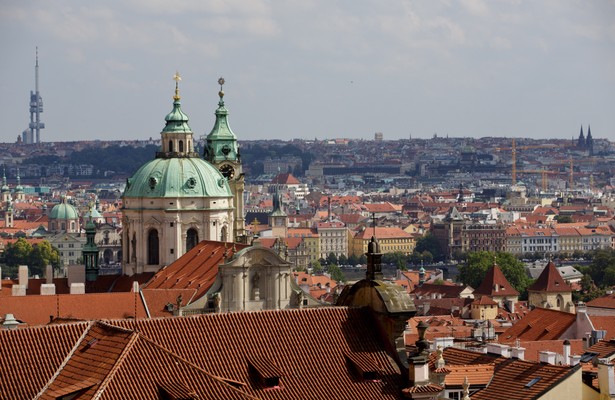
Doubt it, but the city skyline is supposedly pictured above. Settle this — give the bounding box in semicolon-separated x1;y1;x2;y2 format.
0;0;614;143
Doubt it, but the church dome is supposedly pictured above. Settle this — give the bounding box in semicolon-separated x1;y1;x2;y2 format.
123;157;231;199
50;201;79;220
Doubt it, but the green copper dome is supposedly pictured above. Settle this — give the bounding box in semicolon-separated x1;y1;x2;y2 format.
50;201;79;220
162;98;191;133
123;157;232;198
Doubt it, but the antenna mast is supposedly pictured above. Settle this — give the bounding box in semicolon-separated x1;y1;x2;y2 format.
27;47;45;144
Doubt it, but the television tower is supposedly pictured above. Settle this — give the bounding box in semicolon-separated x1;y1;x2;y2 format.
27;47;45;144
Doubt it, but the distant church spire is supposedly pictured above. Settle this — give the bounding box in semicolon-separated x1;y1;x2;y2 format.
577;125;585;148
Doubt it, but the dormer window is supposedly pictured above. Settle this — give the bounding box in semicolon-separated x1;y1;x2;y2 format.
345;352;381;382
247;356;282;389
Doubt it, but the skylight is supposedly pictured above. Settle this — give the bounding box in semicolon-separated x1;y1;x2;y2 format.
525;377;542;388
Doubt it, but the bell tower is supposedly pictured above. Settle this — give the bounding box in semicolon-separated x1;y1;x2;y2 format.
204;78;246;242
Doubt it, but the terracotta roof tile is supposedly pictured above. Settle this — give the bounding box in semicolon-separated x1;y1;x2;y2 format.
474;264;520;297
144;240;249;301
0;322;89;400
499;308;576;343
528;261;572;293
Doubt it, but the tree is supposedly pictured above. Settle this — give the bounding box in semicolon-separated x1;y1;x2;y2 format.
326;252;338;266
358;254;367;265
29;241;61;277
421;251;433;264
348;254;359;266
310;260;323;274
4;238;33;267
415;234;444;262
327;264;346;283
587;249;615;286
338;254;348;266
458;251;532;296
555;215;573;223
382;251;407;270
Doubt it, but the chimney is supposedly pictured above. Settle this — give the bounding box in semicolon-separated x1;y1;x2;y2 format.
40;283;56;295
18;265;28;289
511;346;526;360
506;299;515;314
67;265;85;287
132;281;139;292
562;340;571;365
598;359;615;398
70;283;85;295
45;264;53;284
408;356;430;386
487;343;510;357
539;351;556;364
569;355;582;366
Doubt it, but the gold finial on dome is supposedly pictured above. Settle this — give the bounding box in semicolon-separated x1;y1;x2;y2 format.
173;71;182;101
218;77;225;99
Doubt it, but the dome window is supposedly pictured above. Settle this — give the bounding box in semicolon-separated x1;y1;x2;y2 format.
148;177;158;190
186;177;197;189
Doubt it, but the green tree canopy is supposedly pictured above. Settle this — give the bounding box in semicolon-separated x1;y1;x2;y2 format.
4;238;33;267
382;251;408;270
326;252;338;265
587;249;615;287
458;251;532;296
415;234;444;262
310;260;323;274
327;264;346;283
29;241;61;277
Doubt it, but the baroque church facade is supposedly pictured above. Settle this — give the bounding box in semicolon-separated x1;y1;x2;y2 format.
121;75;245;275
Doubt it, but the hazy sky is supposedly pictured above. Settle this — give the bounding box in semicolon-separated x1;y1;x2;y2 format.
1;1;614;143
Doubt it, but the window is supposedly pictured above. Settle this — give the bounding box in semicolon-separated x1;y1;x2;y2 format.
148;229;159;265
186;228;199;251
169;140;174;152
525;377;542;388
179;140;184;152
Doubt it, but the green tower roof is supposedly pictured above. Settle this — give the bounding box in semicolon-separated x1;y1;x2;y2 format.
207;78;237;141
162;73;191;133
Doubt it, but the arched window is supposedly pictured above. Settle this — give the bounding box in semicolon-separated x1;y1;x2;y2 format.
220;226;228;242
70;221;75;231
179;140;184;152
103;249;113;264
169;140;174;152
61;222;66;231
556;294;563;308
186;228;199;252
148;229;159;265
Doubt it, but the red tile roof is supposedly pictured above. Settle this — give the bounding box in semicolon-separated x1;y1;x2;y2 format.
0;322;89;400
519;339;585;362
270;173;301;185
587;292;615;309
144;240;249;301
0;292;148;326
528;260;572;293
2;307;406;399
443;364;495;386
437;347;580;400
499;308;576;343
474;264;520;297
354;226;412;239
589;316;615;340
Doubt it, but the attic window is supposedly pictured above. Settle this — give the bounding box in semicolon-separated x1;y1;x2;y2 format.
247;356;282;389
525;377;542;388
345;352;381;382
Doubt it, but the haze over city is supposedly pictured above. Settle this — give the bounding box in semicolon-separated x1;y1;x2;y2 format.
1;0;614;142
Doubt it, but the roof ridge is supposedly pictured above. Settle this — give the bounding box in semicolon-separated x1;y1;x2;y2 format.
33;321;95;399
135;334;261;399
93;330;140;399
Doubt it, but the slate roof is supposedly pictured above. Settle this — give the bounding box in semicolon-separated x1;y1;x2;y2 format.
474;264;520;297
499;308;576;343
528;260;572;293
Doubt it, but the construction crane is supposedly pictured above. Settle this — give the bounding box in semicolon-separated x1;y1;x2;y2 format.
516;168;569;192
495;139;576;185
